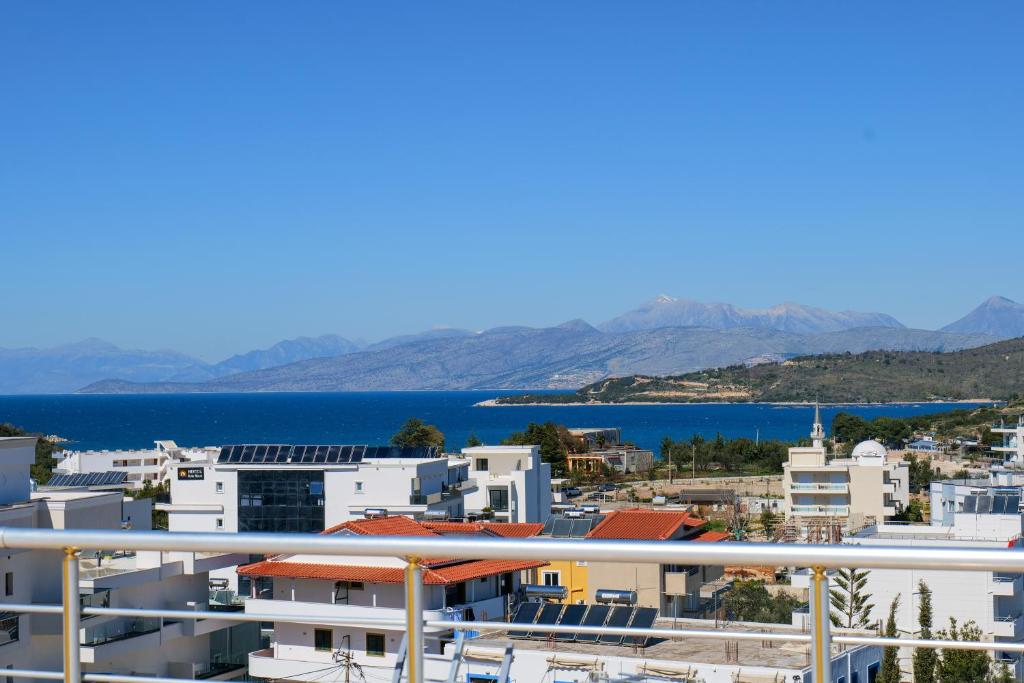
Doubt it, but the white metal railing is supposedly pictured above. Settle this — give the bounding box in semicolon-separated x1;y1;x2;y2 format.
9;528;1024;683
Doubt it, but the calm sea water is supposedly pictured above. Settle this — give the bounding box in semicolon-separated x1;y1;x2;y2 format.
0;392;990;453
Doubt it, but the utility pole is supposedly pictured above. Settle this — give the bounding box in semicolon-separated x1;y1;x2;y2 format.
692;444;696;481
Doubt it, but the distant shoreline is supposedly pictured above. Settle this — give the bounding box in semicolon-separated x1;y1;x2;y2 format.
475;398;995;408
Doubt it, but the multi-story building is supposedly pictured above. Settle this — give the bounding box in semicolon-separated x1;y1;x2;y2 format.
783;406;909;528
566;446;654;474
844;516;1024;679
929;477;1024;526
53;440;216;489
243;511;880;683
460;445;552;523
534;509;729;617
994;416;1024;464
163;444;474;536
566;427;622;450
1;436;257;680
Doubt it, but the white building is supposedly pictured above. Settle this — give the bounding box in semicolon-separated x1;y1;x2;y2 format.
994;416;1024;463
1;436;257;680
459;445;552;523
929;477;1024;526
844;518;1024;680
54;440;216;489
783;406;909;528
243;514;881;683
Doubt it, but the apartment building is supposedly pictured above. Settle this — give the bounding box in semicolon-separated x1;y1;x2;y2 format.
1;437;257;680
845;516;1024;680
460;445;552;523
930;477;1024;526
534;509;729;617
566;446;655;474
53;440;216;489
783;407;909;528
994;416;1024;464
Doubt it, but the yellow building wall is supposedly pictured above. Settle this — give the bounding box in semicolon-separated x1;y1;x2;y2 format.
533;559;589;604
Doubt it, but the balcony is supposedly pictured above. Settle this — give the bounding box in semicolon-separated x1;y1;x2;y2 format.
994;613;1024;638
410;491;443;505
791;504;850;516
991;574;1023;597
790;482;849;494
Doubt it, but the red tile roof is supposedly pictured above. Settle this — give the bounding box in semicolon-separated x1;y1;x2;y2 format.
239;515;547;585
421;521;544;538
585;509;707;541
691;531;730;542
237;559;546;585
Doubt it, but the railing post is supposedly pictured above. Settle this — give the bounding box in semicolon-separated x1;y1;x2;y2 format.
810;565;832;683
62;547;81;683
405;556;424;683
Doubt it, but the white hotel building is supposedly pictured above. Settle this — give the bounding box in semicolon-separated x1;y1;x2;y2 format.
1;437;258;680
54;440;217;490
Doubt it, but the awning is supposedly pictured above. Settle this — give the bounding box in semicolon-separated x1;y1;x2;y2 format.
463;647;505;663
639;662;697;679
546;655;604;671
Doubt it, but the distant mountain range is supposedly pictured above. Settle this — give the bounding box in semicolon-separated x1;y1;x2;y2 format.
2;295;1021;394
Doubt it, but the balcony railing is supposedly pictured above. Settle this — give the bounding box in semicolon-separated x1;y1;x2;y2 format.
791;504;851;515
7;528;1024;683
790;482;848;491
81;617;161;646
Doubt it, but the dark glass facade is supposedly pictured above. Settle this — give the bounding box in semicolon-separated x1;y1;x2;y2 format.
237;470;325;533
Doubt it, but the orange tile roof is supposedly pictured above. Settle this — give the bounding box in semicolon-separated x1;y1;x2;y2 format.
320;516;435;537
421;521;544;538
237;559;546;585
691;531;730;542
585;509;706;541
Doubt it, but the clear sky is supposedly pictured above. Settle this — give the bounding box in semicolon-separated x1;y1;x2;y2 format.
2;2;1022;361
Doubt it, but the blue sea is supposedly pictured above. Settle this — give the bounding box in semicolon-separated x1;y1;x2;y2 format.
0;392;991;453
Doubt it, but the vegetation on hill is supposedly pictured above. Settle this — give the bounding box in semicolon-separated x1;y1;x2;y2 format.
496;337;1024;404
0;423;58;484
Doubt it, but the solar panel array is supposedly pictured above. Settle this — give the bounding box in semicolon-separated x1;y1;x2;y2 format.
963;494;1022;515
45;471;128;488
216;444;439;465
509;602;657;647
540;514;606;537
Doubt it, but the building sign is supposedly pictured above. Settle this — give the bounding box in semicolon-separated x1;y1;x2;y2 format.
177;467;205;481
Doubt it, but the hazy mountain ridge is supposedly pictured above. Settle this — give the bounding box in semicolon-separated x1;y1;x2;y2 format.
599;297;905;334
77;325;997;394
941;296;1024;338
4;295;1021;394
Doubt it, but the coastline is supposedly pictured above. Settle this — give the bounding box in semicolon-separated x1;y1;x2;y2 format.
475;398;995;408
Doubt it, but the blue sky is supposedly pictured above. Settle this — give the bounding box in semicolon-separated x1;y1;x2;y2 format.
2;2;1022;361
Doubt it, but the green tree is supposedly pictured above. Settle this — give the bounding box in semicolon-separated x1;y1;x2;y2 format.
132;480;169;529
830;568;875;629
991;661;1014;683
879;595;901;683
914;580;937;683
390;418;445;451
722;579;802;624
503;422;576;477
759;509;779;539
935;619;988;683
465;432;482;448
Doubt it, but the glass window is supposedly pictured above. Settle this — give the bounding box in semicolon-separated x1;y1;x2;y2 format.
0;613;18;646
542;571;561;586
355;481;364;493
237;470;326;533
4;572;11;597
215;481;224;493
314;628;332;652
366;632;385;657
216;518;224;530
488;489;509;512
476;458;489;471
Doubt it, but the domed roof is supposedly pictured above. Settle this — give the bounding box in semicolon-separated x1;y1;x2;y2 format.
851;439;887;462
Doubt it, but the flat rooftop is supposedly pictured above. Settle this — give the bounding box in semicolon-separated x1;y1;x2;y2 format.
470;618;826;670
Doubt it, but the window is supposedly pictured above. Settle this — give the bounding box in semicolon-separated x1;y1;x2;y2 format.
237;470;326;533
467;676;499;683
488;488;509;512
4;572;11;597
314;628;333;652
216;518;224;530
215;481;224;493
355;481;364;493
366;632;385;657
0;613;18;646
476;458;489;471
542;571;561;587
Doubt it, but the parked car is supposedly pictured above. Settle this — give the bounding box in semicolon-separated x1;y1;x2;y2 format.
598;483;618;492
563;487;582;498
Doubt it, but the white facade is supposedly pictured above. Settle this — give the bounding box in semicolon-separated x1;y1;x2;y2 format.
994;416;1024;463
783;414;909;528
0;437;256;680
460;445;552;523
846;521;1024;680
54;440;216;489
929;477;1024;526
